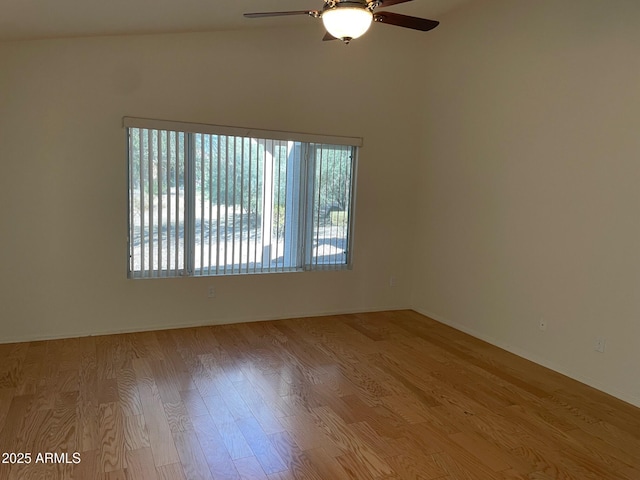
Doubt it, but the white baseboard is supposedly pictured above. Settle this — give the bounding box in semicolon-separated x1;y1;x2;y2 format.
412;307;640;409
6;304;636;409
0;305;406;345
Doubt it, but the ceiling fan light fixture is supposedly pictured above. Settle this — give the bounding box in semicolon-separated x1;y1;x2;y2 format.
322;6;373;41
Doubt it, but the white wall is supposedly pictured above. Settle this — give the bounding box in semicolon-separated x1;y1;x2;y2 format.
3;0;639;408
411;0;640;407
0;26;423;342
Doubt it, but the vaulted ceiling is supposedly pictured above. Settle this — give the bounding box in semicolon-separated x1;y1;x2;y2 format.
1;0;476;41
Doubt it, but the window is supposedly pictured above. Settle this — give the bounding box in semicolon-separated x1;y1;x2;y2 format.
125;118;360;278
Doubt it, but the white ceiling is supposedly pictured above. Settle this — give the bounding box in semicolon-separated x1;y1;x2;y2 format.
0;0;475;41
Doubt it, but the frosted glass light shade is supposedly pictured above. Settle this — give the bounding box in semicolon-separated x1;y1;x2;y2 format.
322;7;373;40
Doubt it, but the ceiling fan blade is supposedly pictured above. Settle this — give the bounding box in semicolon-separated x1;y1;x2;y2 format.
377;0;414;7
373;12;439;31
323;31;338;41
244;10;318;18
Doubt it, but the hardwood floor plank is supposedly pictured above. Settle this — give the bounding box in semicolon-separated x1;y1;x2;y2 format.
340;315;388;342
0;394;34;453
430;451;480;480
241;370;294;418
304;447;350;479
448;431;513;472
191;414;240;480
201;395;254;460
14;360;39;397
234;380;285;435
71;449;99;479
96;336;125;381
0;310;637;480
78;338;100;452
200;393;234;425
137;385;180;467
379;394;447;427
577;420;640;461
198;353;235;390
125;447;159;480
410;422;511;478
137;332;165;362
218;384;255;421
311;405;394;478
124;414;151;451
13;406;53;453
236;416;287;475
117;361;143;417
179;354;221;400
99;401;126;472
156;463;187;480
277;412;340;456
348;420;400;459
268;431;323;480
163;400;194;433
451;411;523;452
173;429;213;480
233;456;268;480
214;420;255;461
179;390;210;419
308;384;366;424
96;378;120;406
150;360;183;405
386;452;448;479
50;390;79;459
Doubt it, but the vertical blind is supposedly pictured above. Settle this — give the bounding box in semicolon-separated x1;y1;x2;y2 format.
125;118;360;278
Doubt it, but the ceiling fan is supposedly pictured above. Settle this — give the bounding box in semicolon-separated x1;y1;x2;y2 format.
244;0;439;44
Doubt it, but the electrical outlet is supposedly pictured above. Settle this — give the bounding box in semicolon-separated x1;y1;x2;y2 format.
539;318;547;331
594;337;606;353
207;286;216;298
389;276;397;287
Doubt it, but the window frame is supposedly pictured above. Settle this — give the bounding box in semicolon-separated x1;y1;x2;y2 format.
124;117;361;279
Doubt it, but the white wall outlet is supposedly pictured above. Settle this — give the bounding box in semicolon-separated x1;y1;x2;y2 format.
594;337;606;353
207;286;216;298
539;318;547;331
389;276;397;287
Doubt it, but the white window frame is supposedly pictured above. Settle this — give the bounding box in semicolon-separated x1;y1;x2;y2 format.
124;117;361;278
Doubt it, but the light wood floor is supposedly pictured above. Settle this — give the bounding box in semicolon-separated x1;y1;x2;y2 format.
0;310;638;479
